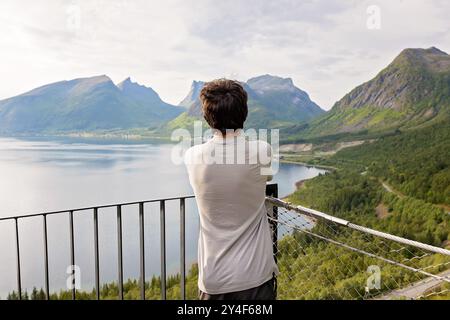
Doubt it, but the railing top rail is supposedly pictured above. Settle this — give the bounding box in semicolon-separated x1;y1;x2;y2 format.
0;195;195;221
265;196;450;257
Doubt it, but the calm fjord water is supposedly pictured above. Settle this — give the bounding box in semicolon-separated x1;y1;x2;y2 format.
0;137;326;298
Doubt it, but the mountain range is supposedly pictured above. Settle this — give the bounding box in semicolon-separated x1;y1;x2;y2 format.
169;75;325;131
0;74;324;134
0;75;183;134
0;47;448;140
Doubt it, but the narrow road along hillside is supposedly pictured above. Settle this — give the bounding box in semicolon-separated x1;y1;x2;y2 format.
376;269;450;300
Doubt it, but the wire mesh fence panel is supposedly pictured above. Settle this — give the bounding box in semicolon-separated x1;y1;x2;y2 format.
266;198;450;300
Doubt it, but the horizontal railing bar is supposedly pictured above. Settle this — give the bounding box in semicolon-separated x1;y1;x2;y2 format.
266;196;349;226
0;195;195;221
348;223;450;257
265;196;450;257
267;215;450;284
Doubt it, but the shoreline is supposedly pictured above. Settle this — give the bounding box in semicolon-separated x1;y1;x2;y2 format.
282;178;309;200
281;166;329;200
279;159;336;171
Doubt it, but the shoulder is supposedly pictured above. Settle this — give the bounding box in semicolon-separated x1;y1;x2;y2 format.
259;140;272;154
248;139;272;156
184;142;209;165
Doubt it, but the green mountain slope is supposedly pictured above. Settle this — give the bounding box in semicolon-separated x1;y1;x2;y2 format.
290;47;450;139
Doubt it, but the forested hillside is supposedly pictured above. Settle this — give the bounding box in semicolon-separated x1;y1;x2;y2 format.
322;124;450;205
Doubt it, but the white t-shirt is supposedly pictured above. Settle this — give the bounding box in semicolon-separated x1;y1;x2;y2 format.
184;132;279;294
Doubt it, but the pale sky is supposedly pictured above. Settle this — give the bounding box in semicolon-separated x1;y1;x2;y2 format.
0;0;449;110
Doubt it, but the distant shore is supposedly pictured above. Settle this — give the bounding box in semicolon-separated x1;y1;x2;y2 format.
279;162;330;200
282;178;310;200
279;159;336;171
0;132;175;144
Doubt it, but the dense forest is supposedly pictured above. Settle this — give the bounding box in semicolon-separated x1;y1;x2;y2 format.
320;124;450;205
7;266;200;300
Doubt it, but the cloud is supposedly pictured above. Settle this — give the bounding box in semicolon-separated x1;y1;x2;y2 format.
0;0;449;109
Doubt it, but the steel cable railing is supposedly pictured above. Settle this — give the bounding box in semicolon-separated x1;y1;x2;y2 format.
265;197;450;300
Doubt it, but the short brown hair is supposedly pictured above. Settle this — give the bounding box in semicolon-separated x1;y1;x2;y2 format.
200;79;248;135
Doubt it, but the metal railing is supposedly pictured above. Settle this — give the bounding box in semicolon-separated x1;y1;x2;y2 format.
0;195;195;300
266;197;450;300
2;183;449;300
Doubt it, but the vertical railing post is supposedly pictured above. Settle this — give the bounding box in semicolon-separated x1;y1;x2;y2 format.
160;200;166;300
266;184;278;298
93;208;100;300
14;218;22;300
139;202;146;300
266;183;278;262
69;210;76;300
117;205;124;300
180;198;186;300
43;214;50;300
